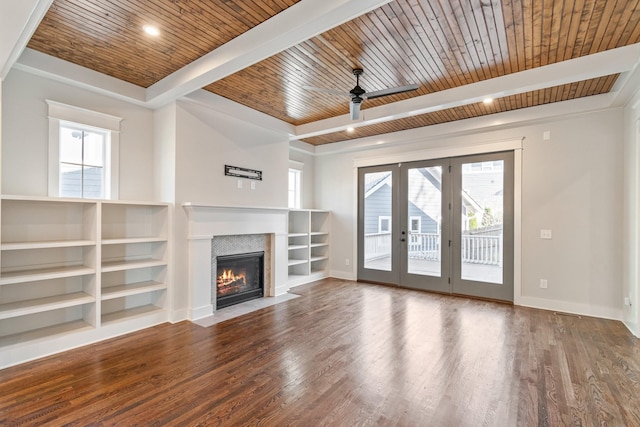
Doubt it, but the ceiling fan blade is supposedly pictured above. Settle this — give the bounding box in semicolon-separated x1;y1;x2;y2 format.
302;85;351;97
364;84;419;100
350;100;361;120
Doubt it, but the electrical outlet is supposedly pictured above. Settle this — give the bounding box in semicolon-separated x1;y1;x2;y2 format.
540;279;548;289
345;258;350;266
540;229;552;239
237;180;243;189
251;181;256;190
543;131;551;140
624;297;631;306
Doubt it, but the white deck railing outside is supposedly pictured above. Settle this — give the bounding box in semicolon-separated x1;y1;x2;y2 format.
364;232;502;266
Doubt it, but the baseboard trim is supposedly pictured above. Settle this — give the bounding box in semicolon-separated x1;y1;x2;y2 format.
517;296;622;321
622;319;640;338
169;308;189;323
189;304;214;321
330;269;356;281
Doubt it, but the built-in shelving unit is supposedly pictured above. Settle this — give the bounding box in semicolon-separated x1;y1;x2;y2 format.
100;202;169;326
287;209;330;286
0;196;170;369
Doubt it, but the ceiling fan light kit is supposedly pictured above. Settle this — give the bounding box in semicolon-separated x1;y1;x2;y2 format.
304;68;419;121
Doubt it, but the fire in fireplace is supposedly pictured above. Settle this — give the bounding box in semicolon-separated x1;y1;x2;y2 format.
216;251;264;309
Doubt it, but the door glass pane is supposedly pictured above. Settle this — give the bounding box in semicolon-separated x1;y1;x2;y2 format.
407;166;442;277
461;161;504;284
364;171;392;271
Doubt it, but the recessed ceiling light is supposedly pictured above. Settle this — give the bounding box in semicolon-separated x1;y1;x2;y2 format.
483;97;494;104
347;127;355;133
143;25;161;36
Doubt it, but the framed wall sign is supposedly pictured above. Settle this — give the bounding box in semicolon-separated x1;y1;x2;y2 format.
224;165;262;181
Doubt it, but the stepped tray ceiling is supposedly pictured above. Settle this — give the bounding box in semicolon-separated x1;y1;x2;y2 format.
23;0;640;145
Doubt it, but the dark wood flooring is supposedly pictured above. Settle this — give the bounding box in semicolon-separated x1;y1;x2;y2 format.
1;279;639;426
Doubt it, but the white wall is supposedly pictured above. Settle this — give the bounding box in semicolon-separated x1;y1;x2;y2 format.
315;108;624;320
174;101;289;206
623;92;640;336
153;103;177;204
1;69;155;200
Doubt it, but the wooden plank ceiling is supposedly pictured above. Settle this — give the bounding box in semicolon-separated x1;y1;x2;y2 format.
27;0;640;145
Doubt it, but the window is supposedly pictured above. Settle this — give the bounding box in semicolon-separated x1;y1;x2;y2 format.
47;100;121;199
59;124;109;198
288;161;303;208
378;216;391;233
409;216;421;233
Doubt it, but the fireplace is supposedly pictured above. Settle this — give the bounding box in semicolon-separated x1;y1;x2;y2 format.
216;251;264;309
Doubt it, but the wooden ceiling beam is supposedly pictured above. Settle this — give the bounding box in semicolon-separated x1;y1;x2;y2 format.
292;42;640;141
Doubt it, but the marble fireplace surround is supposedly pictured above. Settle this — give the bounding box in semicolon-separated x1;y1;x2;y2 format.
183;203;289;320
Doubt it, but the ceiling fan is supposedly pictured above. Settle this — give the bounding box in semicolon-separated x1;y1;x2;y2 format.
303;68;419;120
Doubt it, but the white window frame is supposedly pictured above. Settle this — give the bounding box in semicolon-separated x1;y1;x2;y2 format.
288;160;303;209
378;216;391;234
47;100;121;199
409;216;421;233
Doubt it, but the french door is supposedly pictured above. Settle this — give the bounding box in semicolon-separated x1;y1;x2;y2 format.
357;151;514;302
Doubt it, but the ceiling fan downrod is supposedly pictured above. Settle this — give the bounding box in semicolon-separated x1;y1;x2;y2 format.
350;68;365;103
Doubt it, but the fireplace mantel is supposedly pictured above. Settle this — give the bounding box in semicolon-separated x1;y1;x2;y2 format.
183;203;289;320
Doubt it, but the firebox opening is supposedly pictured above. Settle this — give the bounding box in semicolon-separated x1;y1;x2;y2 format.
216;251;264;309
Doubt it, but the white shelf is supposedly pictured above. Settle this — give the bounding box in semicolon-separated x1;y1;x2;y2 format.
101;259;166;272
0;320;94;347
102;237;167;245
0;265;95;286
286;209;330;285
102;281;167;300
101;304;163;325
0;292;94;320
288;244;308;250
2;194;93;203
288;232;307;238
1;240;96;250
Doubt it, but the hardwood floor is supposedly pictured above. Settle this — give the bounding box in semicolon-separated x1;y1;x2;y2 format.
1;279;639;426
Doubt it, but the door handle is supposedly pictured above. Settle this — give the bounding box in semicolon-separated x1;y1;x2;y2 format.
400;238;406;242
